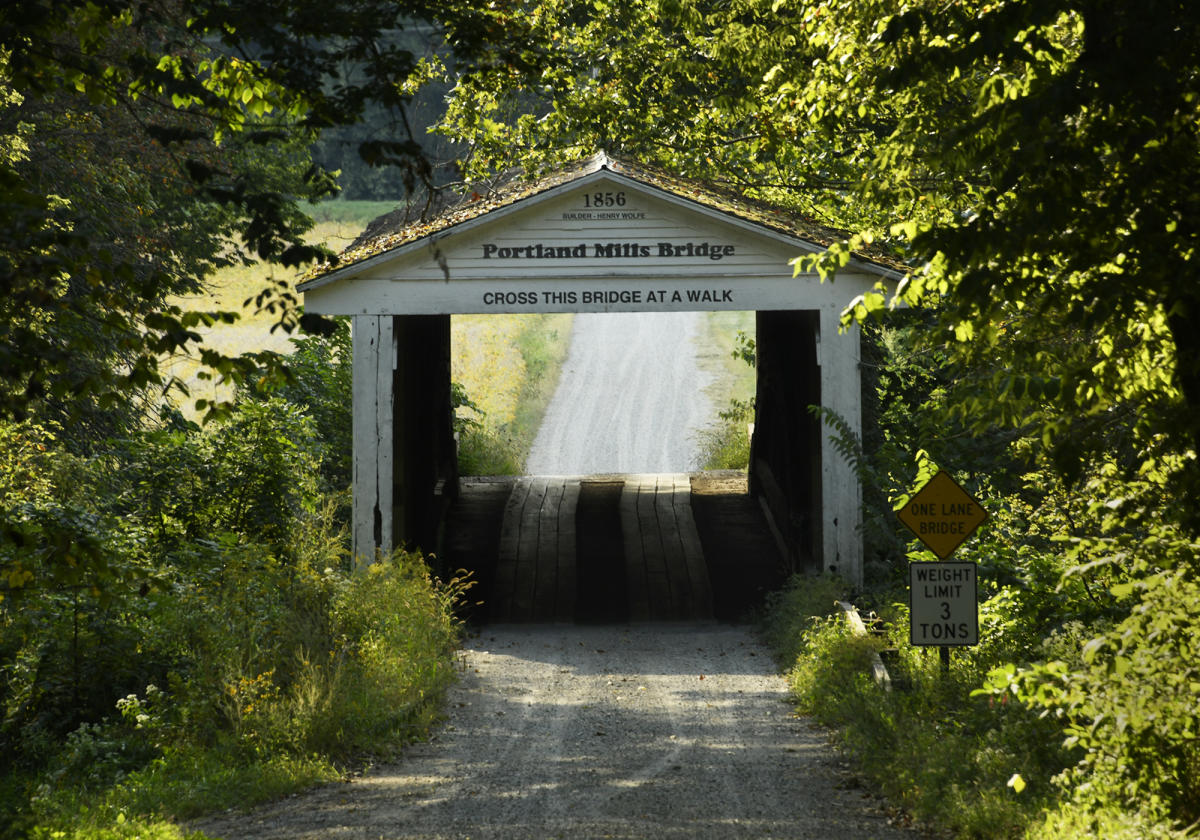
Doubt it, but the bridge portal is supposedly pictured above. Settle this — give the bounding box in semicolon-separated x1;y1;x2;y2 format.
298;154;902;588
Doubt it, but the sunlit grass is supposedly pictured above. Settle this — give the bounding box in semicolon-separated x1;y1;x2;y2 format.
700;310;756;407
452;315;529;427
697;311;756;470
453;313;574;474
164;200;576;476
163;203;399;413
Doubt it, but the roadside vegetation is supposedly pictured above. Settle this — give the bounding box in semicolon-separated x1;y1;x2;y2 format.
165;198;574;477
761;319;1199;840
431;3;1200;833
6;2;1200;839
0;373;469;840
162;200;399;414
1;185;566;838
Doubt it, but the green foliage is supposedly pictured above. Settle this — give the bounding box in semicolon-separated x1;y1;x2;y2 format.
760;441;1200;837
984;553;1200;825
759;573;849;668
455;314;573;476
765;575;1072;839
1026;801;1195;840
698;419;750;472
423;0;1200;835
456;428;523;476
778;0;1200;521
0;0;537;429
698;325;756;471
274;319;355;494
0;389;467;838
508;315;572;462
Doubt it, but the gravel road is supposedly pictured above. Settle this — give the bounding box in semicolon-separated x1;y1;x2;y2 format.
195;625;919;840
524;311;715;474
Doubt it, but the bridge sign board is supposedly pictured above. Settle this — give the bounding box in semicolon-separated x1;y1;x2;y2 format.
909;561;978;646
896;470;988;559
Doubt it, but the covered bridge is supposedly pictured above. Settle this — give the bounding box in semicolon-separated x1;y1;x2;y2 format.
298;153;902;590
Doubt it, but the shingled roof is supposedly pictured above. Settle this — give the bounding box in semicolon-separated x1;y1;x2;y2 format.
302;152;906;283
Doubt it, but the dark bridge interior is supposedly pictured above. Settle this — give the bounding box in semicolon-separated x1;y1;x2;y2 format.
441;472;787;624
386;310;832;622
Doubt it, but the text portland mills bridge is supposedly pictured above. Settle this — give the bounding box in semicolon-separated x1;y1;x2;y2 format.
299;153;903;618
480;240;738;260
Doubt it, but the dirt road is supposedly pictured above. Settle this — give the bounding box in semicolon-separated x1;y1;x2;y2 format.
524;311;714;474
195;625;918;840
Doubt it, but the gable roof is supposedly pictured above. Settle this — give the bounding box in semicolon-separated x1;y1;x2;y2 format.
299;153;906;290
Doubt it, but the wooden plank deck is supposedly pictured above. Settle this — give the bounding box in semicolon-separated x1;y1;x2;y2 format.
494;473;714;622
445;471;786;624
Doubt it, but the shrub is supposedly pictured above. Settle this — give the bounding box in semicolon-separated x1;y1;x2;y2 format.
764;573;1070;839
1;390;469;839
698;412;751;471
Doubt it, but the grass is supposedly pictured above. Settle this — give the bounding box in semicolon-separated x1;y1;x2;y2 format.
695;311;756;470
37;749;338;839
698;310;757;408
165;200;575;466
163;201;397;414
509;314;575;461
453;313;574;475
761;575;1084;840
22;551;463;840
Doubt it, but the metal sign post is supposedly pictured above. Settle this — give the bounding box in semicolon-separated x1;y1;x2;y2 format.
898;471;986;672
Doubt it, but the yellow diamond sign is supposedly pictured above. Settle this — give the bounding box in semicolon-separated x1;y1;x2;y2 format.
897;470;988;559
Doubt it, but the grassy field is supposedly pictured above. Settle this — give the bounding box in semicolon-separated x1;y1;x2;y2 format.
169;201;754;473
164;201;399;411
696;311;757;469
167;200;575;474
700;310;756;403
453;312;574;474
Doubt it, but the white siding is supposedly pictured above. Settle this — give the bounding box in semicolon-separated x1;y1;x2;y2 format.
303;182;888;317
313;171;895;587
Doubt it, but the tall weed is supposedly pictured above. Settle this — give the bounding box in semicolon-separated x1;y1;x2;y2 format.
764;574;1068;839
1;393;467;838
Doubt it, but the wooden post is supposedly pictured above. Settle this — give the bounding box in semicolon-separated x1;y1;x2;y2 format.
750;310;822;575
351;315;395;568
817;307;864;588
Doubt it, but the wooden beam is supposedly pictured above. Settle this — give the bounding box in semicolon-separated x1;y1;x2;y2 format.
351;315;394;568
533;478;565;622
672;473;712;619
819;309;864;587
494;478;531;623
555;479;580;623
621;478;651;621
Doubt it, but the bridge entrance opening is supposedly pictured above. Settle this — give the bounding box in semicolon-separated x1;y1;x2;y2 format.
442;308;783;623
299;154;901;603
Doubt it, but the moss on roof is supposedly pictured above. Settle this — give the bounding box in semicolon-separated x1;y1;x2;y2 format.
303;152;906;282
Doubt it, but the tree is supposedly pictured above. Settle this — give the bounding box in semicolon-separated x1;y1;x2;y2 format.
0;0;533;428
794;0;1200;520
429;1;1200;825
433;0;1200;528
